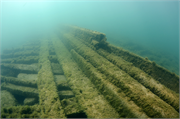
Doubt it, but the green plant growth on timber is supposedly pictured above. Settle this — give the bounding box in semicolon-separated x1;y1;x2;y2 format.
52;34;120;118
59;30;179;118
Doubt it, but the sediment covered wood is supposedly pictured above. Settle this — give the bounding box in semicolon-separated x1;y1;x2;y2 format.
1;56;39;64
63;25;179;94
96;48;179;112
1;75;37;88
1;82;38;98
52;34;120;118
109;45;179;93
37;38;66;118
1;50;39;59
77;37;179;112
60;32;179;118
71;49;148;118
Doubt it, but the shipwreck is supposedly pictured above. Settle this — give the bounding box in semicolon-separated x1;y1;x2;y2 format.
0;25;179;118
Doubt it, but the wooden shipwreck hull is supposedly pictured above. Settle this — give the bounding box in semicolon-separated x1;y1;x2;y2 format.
1;25;179;118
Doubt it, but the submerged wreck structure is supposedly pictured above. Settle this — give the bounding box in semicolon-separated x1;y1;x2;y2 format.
1;25;179;118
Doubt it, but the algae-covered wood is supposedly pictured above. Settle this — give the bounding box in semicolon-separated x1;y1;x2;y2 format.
1;25;179;118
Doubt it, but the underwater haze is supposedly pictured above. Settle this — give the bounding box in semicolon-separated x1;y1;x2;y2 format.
1;0;179;75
